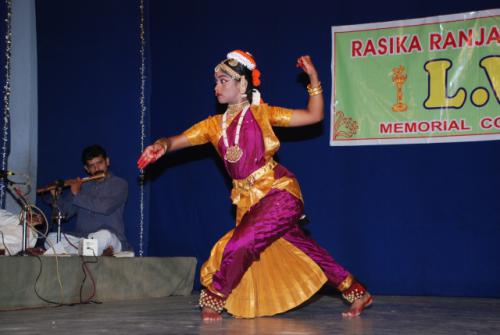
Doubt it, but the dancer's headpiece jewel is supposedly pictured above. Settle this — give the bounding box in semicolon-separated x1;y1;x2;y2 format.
215;50;261;87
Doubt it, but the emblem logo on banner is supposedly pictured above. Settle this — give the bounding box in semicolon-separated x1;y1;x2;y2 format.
330;9;500;146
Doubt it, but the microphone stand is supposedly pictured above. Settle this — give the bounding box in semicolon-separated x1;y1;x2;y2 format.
54;208;64;243
20;197;29;254
50;181;66;243
36;173;105;244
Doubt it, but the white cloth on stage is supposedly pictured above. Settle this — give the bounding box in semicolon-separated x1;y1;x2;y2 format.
45;229;122;256
0;209;37;255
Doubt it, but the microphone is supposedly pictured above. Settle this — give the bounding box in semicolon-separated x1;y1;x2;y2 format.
0;170;15;178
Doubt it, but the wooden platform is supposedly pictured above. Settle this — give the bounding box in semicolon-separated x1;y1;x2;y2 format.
1;294;499;334
0;256;196;309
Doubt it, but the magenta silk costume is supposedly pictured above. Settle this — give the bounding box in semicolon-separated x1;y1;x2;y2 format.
183;104;353;318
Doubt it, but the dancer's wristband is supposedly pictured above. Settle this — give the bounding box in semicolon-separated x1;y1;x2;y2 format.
153;138;168;152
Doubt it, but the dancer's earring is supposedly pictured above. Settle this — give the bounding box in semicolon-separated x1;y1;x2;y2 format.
239;76;248;99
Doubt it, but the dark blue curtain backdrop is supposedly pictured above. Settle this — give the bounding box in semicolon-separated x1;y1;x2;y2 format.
36;0;150;253
37;0;500;297
0;1;7;208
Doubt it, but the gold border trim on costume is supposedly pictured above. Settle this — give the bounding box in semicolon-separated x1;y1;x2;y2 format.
337;274;354;292
207;283;227;298
233;159;277;191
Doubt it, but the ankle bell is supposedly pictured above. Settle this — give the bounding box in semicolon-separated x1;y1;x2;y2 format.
199;289;226;314
341;281;367;304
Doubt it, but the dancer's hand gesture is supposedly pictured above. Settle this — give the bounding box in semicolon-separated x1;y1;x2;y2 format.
296;55;318;79
137;143;166;169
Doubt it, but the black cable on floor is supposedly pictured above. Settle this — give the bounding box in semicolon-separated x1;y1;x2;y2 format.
33;255;63;306
79;254;101;304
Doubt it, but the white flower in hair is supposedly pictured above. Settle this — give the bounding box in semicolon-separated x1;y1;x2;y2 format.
251;89;261;105
227;51;256;70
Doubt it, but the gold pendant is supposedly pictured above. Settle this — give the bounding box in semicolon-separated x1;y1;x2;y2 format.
224;145;243;163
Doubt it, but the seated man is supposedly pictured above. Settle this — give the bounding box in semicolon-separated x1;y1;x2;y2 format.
0;209;40;255
45;145;128;256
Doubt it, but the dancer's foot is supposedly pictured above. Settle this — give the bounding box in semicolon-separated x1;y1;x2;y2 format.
201;306;222;321
342;293;373;317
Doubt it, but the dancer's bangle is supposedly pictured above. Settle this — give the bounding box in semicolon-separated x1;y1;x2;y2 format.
153;138;168;152
307;82;323;96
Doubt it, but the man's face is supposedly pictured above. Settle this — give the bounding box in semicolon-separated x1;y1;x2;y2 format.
84;156;110;176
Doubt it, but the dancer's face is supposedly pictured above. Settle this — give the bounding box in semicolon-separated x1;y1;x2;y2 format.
214;71;242;105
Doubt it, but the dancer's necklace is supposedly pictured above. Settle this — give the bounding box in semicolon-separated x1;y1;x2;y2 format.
226;101;249;117
222;104;249;163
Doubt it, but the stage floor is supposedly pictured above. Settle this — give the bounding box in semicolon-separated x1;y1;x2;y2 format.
1;294;499;334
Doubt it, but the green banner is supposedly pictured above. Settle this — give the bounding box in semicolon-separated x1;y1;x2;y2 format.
331;9;500;146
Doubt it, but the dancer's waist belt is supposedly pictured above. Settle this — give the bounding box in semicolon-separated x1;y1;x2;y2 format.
233;160;277;191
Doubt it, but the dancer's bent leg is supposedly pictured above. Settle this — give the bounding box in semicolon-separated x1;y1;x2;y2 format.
200;189;302;320
282;225;350;286
283;225;372;316
211;189;303;296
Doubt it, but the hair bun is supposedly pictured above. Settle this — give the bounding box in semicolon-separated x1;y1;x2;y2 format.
252;69;261;87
